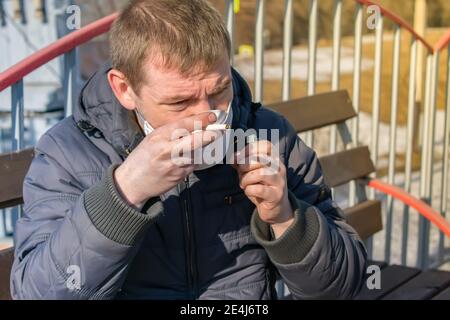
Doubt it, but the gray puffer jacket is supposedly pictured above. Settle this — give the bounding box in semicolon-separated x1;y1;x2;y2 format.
10;63;366;300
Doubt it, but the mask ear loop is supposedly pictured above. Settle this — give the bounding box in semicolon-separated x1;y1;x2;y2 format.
134;108;154;135
134;109;144;124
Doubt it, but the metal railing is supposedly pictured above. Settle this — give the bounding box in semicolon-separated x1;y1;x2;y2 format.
432;31;450;267
225;0;449;269
0;1;449;272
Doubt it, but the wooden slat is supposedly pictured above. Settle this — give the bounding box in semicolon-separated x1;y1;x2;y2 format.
344;200;382;240
432;286;450;300
355;265;421;300
319;146;375;188
0;247;14;300
0;198;24;210
0;148;34;209
382;270;450;300
266;90;356;133
367;261;388;270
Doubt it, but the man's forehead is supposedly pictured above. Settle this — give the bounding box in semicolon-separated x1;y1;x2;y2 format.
148;67;229;85
142;57;232;98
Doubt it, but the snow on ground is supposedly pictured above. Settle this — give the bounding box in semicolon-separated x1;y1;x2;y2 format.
234;45;374;82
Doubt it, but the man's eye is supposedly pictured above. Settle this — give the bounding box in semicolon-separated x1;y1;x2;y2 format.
168;100;187;106
212;91;225;98
212;86;229;97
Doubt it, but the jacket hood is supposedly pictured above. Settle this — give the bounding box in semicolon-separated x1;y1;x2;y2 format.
73;62;255;159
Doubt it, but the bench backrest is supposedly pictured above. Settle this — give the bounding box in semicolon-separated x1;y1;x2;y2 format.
0;148;34;300
0;148;34;209
0;247;14;300
267;90;383;240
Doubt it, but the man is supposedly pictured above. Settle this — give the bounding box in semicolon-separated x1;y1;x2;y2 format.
10;0;366;300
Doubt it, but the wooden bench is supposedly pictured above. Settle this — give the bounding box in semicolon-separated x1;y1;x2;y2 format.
0;148;34;300
0;247;14;300
0;90;449;300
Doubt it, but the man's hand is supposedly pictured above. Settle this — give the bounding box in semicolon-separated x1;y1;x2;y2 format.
114;112;218;209
233;141;294;239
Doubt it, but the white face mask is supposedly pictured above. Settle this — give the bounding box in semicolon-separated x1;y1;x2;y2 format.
136;102;234;170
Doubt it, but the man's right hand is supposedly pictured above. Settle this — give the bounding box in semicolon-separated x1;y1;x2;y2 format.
113;112;218;209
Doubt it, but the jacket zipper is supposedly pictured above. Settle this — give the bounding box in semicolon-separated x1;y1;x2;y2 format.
182;176;199;298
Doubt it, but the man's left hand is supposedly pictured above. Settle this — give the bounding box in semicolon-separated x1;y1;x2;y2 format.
233;140;294;239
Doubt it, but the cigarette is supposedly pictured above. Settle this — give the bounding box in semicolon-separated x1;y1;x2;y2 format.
204;124;230;131
192;124;230;134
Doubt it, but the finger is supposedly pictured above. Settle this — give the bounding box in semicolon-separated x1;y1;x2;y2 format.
168;165;196;185
235;140;272;164
168;130;220;162
243;184;274;202
239;167;280;189
171;156;196;167
168;164;195;176
154;112;217;139
180;165;195;176
235;154;276;173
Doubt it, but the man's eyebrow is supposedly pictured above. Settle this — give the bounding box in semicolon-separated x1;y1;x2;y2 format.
210;79;232;94
157;79;232;104
161;94;194;103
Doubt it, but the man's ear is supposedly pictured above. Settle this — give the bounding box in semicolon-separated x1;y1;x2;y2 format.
107;69;138;111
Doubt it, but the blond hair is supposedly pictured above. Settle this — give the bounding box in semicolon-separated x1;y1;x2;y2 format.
109;0;231;94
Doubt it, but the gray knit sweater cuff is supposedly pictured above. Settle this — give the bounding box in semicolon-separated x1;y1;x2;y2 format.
250;190;320;265
84;164;164;246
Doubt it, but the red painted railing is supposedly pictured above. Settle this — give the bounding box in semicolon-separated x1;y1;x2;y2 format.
0;13;118;91
356;0;434;53
434;29;450;53
368;179;450;238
